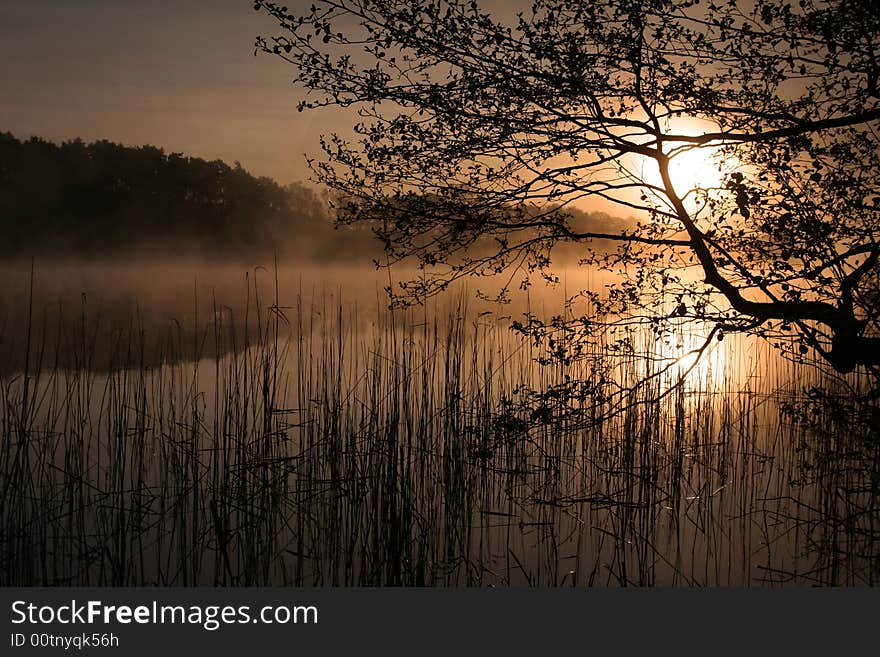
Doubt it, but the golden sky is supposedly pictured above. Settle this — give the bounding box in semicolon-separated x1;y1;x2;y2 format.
0;0;335;184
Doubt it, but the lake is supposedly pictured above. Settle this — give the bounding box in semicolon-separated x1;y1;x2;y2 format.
1;259;877;585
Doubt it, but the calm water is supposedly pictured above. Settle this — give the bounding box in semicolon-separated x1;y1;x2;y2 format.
1;260;877;586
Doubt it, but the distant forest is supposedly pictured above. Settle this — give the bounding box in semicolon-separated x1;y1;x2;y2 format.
0;132;631;263
0;132;377;261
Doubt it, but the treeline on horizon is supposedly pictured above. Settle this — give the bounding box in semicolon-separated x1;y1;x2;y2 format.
0;131;631;264
0;131;379;262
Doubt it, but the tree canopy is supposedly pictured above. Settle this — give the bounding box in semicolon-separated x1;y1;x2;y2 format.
255;0;880;379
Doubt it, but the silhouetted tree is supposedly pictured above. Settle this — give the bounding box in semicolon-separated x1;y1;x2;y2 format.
255;0;880;380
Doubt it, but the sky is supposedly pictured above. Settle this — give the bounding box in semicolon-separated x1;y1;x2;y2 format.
0;0;339;185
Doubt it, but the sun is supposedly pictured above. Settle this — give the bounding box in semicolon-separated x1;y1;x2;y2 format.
637;117;737;210
666;146;726;194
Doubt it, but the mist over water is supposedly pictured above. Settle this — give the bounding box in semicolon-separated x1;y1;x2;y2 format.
0;259;390;373
0;258;617;372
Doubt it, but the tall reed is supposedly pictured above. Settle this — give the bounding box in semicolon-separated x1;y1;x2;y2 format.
1;273;877;586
